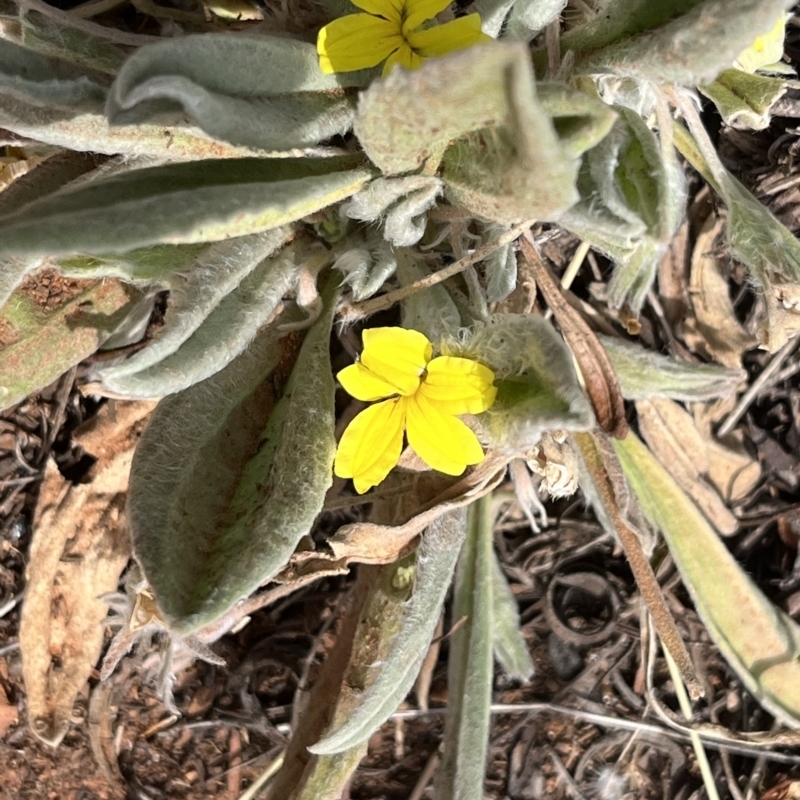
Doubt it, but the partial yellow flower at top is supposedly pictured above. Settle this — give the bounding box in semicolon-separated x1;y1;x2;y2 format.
334;327;497;494
734;12;788;73
317;0;489;76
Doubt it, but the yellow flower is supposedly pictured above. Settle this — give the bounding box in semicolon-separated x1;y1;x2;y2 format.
334;327;497;493
317;0;489;76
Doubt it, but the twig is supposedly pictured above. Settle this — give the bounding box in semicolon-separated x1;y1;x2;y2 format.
664;648;721;800
546;744;589;800
406;751;440;800
386;705;800;765
717;336;800;437
339;219;535;322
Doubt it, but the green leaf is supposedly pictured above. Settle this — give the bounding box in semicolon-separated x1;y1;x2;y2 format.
355;44;578;224
96;230;298;398
483;224;517;303
0;156;372;256
0;277;139;411
700;69;787;131
128;278;339;632
107;34;360;151
438;48;579;223
58;244;207;283
309;509;468;755
491;552;533;679
615;433;800;728
344;175;442;247
600;335;744;401
17;7;141;74
334;237;397;302
94;227;294;397
561;107;685;310
458;314;594;452
0;37;108;112
505;0;566;40
434;498;494;800
536;83;618;160
562;0;794;86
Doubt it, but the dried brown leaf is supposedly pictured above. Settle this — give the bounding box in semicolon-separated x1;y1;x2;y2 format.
684;215;756;368
636;398;740;536
20;400;154;746
520;237;627;438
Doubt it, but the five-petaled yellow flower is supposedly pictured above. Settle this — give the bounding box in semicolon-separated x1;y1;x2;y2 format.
317;0;488;76
334;327;497;493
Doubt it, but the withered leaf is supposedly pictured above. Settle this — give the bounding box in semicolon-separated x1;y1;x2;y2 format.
20;400;153;746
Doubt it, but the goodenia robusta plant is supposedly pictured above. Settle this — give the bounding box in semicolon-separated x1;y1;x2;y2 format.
4;0;800;793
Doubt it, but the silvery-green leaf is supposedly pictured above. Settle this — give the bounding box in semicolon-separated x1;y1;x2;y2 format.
700;69;787;131
600;335;744;401
0;96;265;159
0;156;372;256
266;554;416;800
458;314;594;452
434;499;494;800
537;83;617;159
344;175;442;247
484;224;517;303
434;47;578;223
491;552;533;679
15;7;141;74
96;229;294;397
562;107;685;310
129;278;338;632
0;277;138;411
107;34;360;151
471;0;513;37
334;239;397;302
309;509;468;755
505;0;565;40
615;433;800;728
0;37;107;112
397;251;460;343
563;0;794;85
356;43;575;225
58;245;207;283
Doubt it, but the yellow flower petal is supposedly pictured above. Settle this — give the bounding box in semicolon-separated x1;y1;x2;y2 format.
382;42;423;74
401;0;452;36
418;356;497;415
407;14;489;58
360;327;433;395
318;14;403;73
334;397;407;493
338;361;399;401
406;394;485;475
349;0;402;24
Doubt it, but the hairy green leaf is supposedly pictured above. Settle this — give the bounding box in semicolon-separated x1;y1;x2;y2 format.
434;498;494;800
129;278;338;632
561;107;685;310
491;551;533;679
95;228;293;395
455;314;594;452
563;0;793;85
600;335;744;401
615;433;800;728
309;509;468;755
107;34;361;151
700;69;787;131
0;156;371;256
